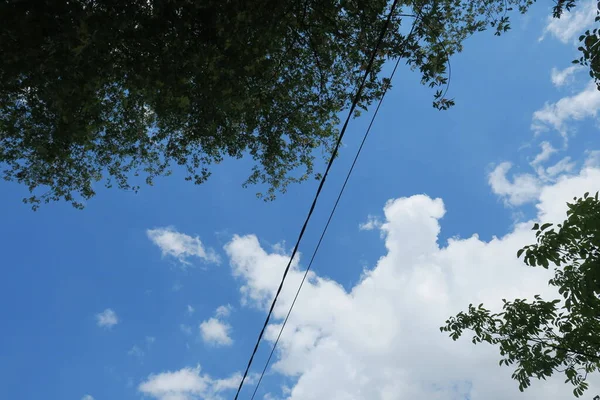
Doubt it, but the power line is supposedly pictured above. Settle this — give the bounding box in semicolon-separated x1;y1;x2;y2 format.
237;3;456;398
248;18;420;400
231;1;402;399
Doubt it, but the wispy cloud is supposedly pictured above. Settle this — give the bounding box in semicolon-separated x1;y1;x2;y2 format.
545;157;576;178
488;162;541;206
540;0;596;43
96;309;118;329
359;215;382;231
584;150;600;168
215;304;232;318
530;141;557;167
147;227;220;266
531;81;600;139
550;65;582;87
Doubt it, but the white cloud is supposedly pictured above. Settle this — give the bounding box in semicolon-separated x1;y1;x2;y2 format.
532;81;600;138
225;235;300;308
540;0;596;43
139;366;243;400
96;309;118;329
529;143;577;182
199;318;233;346
215;304;232;318
488;162;542;206
358;215;382;231
270;241;288;255
550;65;582;87
187;305;195;315
535;165;600;224
530;141;557;166
545;156;575;178
147;227;220;266
81;395;94;400
147;336;156;344
584;150;600;168
528;141;576;182
221;164;600;400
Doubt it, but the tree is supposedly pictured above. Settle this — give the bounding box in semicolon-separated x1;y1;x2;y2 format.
441;192;600;397
0;0;597;209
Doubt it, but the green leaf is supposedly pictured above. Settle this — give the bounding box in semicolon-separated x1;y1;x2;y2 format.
442;192;600;398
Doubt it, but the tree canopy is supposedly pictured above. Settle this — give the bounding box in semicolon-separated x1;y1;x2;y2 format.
442;192;600;397
0;0;598;209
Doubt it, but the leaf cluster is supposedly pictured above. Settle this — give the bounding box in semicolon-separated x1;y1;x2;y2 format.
0;0;554;208
442;193;600;397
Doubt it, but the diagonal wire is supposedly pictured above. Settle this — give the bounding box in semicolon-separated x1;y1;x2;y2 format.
248;17;420;400
232;1;401;399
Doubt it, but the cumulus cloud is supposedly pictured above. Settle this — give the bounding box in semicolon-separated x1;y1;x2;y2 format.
138;366;243;400
96;308;118;329
219;164;600;400
225;235;300;308
531;81;600;138
199;318;233;346
147;227;220;266
540;0;596;43
196;304;234;345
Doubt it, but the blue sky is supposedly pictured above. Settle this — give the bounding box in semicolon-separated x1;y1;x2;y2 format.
1;2;600;400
